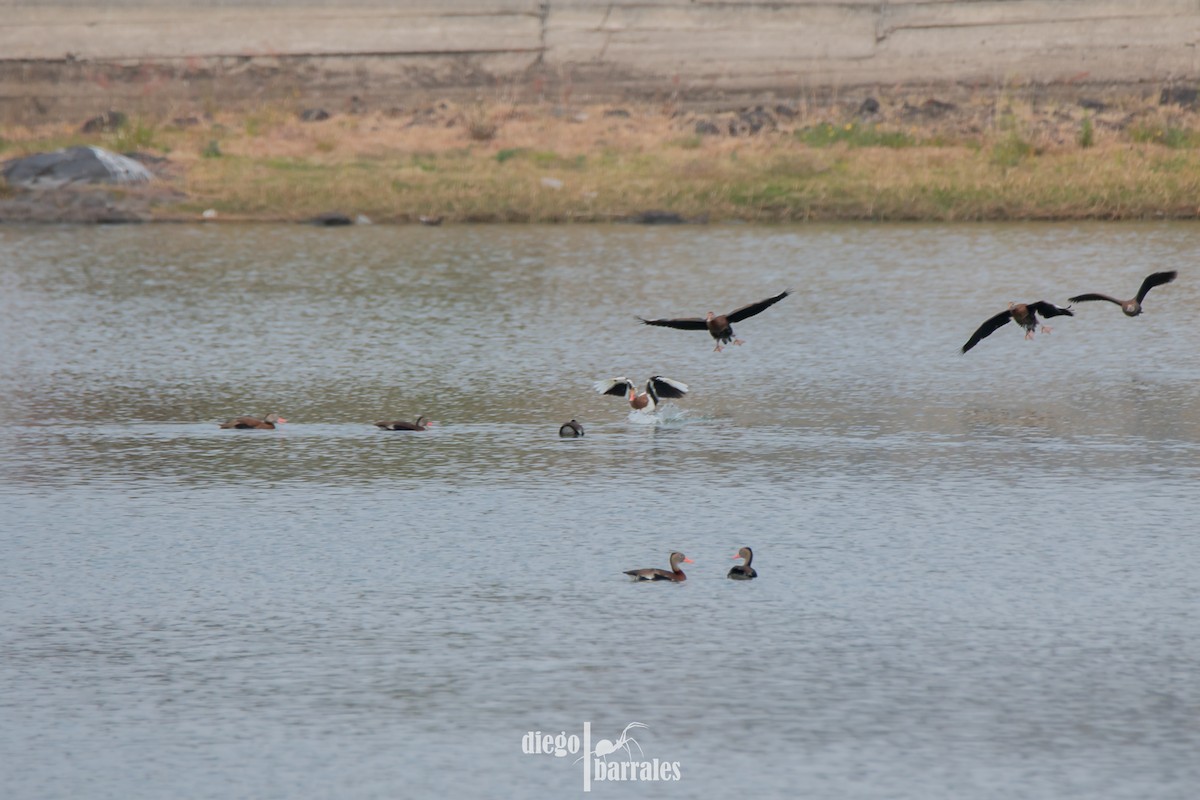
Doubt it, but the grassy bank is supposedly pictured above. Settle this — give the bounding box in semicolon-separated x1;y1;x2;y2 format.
5;93;1200;222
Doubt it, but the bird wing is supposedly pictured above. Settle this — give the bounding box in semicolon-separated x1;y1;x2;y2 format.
639;316;709;331
595;377;635;397
961;308;1014;353
725;290;791;323
1067;292;1122;306
1136;270;1177;303
1029;301;1074;319
648;376;689;399
624;568;672;580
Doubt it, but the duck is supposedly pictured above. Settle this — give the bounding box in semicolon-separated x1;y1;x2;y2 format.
375;416;432;431
594;376;688;412
219;413;286;429
625;551;693;582
727;547;758;580
961;301;1074;353
1068;270;1177;317
639;290;790;351
559;419;585;437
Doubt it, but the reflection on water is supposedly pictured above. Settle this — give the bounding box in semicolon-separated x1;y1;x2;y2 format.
2;223;1200;799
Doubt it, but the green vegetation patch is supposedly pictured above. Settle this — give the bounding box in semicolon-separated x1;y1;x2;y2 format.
1128;124;1200;149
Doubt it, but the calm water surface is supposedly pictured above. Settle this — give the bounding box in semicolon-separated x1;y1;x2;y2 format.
1;223;1199;799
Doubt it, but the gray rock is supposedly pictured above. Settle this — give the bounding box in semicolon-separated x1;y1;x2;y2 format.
299;108;331;122
2;146;154;189
1159;86;1198;108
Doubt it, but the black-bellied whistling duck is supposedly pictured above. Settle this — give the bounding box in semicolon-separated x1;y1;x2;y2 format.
219;413;286;429
639;290;790;351
1069;270;1177;317
625;551;693;582
961;301;1074;353
594;376;688;412
375;416;432;431
559;419;585;437
727;547;758;580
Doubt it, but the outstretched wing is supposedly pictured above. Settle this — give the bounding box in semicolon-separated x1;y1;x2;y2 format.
1067;292;1122;306
1136;270;1177;303
639;316;708;330
1029;301;1074;320
725;290;791;323
594;377;635;397
648;376;689;399
961;308;1014;353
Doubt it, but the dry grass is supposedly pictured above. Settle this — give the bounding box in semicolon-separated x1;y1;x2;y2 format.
7;95;1200;222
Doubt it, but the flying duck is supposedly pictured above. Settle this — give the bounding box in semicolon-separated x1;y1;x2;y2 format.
1068;270;1177;317
728;547;758;580
559;419;585;437
961;301;1074;353
219;413;286;429
594;376;689;412
625;551;693;582
375;416;432;431
639;290;790;351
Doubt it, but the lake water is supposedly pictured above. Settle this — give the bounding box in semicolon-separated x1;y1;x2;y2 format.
1;222;1199;799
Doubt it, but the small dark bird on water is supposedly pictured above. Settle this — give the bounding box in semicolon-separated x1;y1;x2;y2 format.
639;290;790;351
375;416;432;431
1069;270;1177;317
559;419;585;437
961;301;1074;353
727;547;758;580
219;413;286;429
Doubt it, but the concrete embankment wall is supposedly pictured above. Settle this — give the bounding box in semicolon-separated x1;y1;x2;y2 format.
1;1;1199;122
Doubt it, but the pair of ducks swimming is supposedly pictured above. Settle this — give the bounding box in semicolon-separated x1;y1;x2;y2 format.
625;548;758;582
219;414;432;431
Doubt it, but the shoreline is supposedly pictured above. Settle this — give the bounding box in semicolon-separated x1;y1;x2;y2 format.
5;92;1200;224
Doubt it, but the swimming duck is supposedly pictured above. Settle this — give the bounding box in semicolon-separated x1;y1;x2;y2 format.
219;413;286;429
375;416;432;431
559;419;585;437
727;547;758;580
625;551;693;582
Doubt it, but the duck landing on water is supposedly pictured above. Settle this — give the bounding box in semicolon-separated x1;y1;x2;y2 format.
625;551;693;582
961;301;1074;353
639;290;790;351
595;376;688;413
